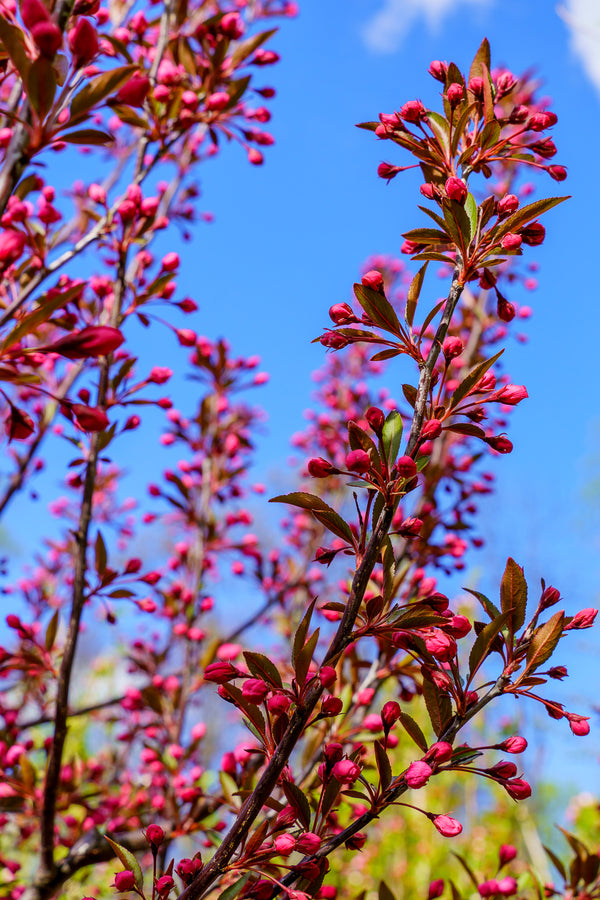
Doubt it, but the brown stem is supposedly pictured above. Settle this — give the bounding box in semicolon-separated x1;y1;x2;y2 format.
406;270;464;456
176;273;465;900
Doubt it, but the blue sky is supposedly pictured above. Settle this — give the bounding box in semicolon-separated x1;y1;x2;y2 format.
2;0;600;797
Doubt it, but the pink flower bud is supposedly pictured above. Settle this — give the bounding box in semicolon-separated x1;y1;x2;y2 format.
46;326;124;359
381;701;401;729
468;77;484;96
361;269;384;291
296;831;321;854
114;870;136;891
307;457;337;478
499;844;517;866
395;456;417;478
565;608;597;630
425;631;457;661
204;661;240;683
547;165;567;181
156;875;175;895
497;877;518;896
495;384;528;405
479;880;500;897
248;148;264;165
487;760;518;779
31;19;62;56
0;229;26;266
485;435;513;454
206;91;230;111
242;678;269;704
499;735;527;754
321;695;343;716
378;162;402;182
405;760;432;788
21;0;50;29
520;222;545;246
428;880;445;900
421;419;442;441
445;176;467;204
345;448;370;474
332;758;360;784
161;251;179;271
497;296;515;322
446;83;464;106
68;17;98;66
399;516;423;538
428;60;448;82
319;666;336;688
268;693;291;715
426;741;453;763
274;833;296;856
529;111;557;131
117;75;151;107
220;11;244;38
504;778;531;800
443;336;463;360
497;194;519;218
145;824;164;847
71;404;109;432
432;815;462;837
329;302;356;325
567;714;590;736
365;406;385;433
400;100;425;122
501;233;522;250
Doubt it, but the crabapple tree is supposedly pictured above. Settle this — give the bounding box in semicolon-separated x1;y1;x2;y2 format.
0;8;596;900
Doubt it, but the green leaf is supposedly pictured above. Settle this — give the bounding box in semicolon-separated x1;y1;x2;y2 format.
349;420;381;473
464;193;478;238
45;611;59;651
1;283;84;353
402;227;450;245
543;845;567;880
216;874;252;900
230;28;277;66
469;37;491;83
370;348;402;362
381;410;403;468
243;651;283;689
374;739;392;791
500;557;527;636
70;65;138;120
481;63;495;124
378;881;397;900
426;110;450;154
493;196;569;241
0;16;31;84
270;492;354;545
27;57;56;120
105;836;143;890
398;711;428;753
295;628;319;688
292;598;316;669
406;262;428;328
523;611;565;675
452;851;480;890
353;282;402;335
281;780;312;830
468;610;511;679
61;128;115;145
449;349;504;410
418;297;447;338
422;674;452;737
451;102;478;155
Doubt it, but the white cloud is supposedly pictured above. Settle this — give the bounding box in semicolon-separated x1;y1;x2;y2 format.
362;0;492;54
558;0;600;94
